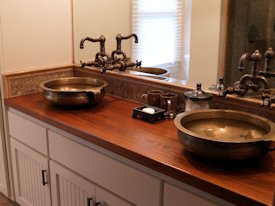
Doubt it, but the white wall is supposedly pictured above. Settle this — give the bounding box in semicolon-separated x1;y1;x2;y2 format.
188;0;222;88
0;0;73;73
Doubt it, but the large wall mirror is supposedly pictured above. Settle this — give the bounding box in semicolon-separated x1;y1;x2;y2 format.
73;0;275;99
225;0;275;91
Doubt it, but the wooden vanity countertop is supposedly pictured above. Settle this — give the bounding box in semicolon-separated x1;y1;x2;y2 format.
5;93;275;206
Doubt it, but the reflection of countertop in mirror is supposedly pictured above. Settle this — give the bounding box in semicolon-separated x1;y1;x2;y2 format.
82;65;188;85
5;93;275;206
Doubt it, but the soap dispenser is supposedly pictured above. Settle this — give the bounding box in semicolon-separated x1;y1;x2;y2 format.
184;83;213;112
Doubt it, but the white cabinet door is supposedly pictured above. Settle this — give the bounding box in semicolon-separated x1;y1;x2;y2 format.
10;138;51;206
50;161;133;206
50;161;96;206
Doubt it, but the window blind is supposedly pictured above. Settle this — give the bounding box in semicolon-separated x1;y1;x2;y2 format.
132;0;184;75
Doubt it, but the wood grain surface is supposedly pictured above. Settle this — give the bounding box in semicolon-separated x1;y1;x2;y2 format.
5;93;275;206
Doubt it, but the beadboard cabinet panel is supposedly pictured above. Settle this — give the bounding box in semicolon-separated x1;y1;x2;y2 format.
10;138;51;206
50;160;96;206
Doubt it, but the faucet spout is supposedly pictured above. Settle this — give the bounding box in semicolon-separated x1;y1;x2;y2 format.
80;35;106;52
259;47;275;78
238;53;250;71
116;33;138;50
237;50;262;74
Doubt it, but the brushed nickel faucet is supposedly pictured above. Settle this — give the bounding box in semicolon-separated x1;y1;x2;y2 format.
219;50;270;98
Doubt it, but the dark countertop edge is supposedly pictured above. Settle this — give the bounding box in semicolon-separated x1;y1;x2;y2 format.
4;98;269;206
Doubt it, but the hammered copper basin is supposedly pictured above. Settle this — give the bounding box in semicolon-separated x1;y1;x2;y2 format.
39;77;108;107
174;109;275;160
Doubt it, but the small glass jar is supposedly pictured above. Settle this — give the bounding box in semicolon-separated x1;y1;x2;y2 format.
184;83;213;112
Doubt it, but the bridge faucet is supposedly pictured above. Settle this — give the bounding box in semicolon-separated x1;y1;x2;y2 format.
79;35;110;68
218;50;270;97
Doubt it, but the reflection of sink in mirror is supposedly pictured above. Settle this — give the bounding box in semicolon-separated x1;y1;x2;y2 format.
246;88;275;99
127;67;168;75
126;70;169;81
125;67;169;81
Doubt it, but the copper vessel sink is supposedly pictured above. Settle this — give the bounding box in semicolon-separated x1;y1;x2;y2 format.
39;77;108;107
174;109;275;160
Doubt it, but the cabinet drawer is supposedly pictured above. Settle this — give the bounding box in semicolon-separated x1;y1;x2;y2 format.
164;183;219;206
49;130;161;206
8;111;47;155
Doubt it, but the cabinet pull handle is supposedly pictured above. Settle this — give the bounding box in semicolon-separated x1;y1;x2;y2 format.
87;197;94;206
41;170;48;186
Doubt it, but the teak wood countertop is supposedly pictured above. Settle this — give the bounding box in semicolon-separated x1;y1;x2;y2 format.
5;93;275;206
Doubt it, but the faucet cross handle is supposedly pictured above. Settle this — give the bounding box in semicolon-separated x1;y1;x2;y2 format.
216;78;225;97
262;90;274;109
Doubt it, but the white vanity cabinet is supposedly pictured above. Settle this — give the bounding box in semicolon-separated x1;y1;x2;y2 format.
7;109;161;206
6;108;236;206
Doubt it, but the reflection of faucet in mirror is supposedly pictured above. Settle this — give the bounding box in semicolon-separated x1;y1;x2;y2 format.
80;33;142;73
105;33;142;73
111;33;138;62
219;50;270;98
102;33;141;73
79;35;110;68
259;47;275;78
